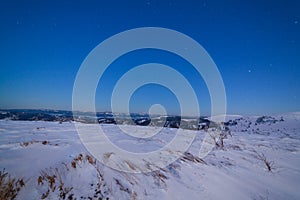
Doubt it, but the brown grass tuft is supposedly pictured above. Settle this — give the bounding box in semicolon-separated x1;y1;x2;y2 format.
71;161;76;169
86;154;96;165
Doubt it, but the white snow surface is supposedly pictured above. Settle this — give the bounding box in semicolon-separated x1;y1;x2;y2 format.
0;113;300;199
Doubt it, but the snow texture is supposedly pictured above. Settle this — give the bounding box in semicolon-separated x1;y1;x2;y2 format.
0;113;300;199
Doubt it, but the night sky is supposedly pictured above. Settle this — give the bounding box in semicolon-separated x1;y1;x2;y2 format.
0;0;299;115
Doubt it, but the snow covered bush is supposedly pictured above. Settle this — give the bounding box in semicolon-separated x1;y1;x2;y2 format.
206;122;231;149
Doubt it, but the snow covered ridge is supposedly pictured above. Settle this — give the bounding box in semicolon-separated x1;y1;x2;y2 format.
0;109;217;130
0;113;300;199
0;109;293;131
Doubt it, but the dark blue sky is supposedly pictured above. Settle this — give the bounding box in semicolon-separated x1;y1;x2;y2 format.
0;0;299;115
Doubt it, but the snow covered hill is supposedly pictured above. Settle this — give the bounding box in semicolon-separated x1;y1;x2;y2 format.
0;113;300;199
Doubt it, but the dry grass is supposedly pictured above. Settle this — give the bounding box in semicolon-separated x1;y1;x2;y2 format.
124;160;136;171
86;154;96;165
1;153;107;200
0;169;25;200
38;168;73;199
20;141;36;147
180;152;207;164
37;153;109;199
114;178;130;193
71;161;76;169
20;140;50;147
253;150;274;172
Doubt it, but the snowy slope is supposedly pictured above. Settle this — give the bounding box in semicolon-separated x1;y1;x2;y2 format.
0;113;300;199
